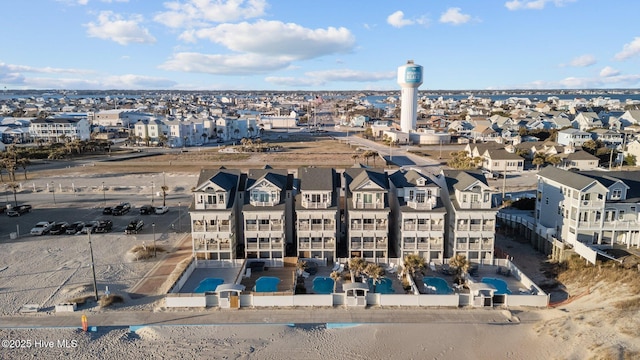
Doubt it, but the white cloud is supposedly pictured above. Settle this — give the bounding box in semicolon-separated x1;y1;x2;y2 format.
569;54;596;67
505;0;576;11
85;11;156;45
186;20;355;60
266;69;395;87
154;0;267;28
599;66;619;77
510;73;640;89
101;0;130;3
159;52;291;75
387;11;414;28
102;74;177;89
615;37;640;61
0;62;93;75
439;8;471;25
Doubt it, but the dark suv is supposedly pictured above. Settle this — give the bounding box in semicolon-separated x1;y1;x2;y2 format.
113;202;131;216
139;205;154;215
95;220;113;233
125;219;144;234
49;222;70;235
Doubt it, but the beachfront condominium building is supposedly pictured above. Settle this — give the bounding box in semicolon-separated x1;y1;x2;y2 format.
190;169;242;260
438;170;498;263
295;167;340;262
241;168;294;263
343;168;390;263
389;169;446;262
29;117;91;142
536;167;640;249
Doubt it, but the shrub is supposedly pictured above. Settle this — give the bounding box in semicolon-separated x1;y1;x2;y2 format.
99;294;124;308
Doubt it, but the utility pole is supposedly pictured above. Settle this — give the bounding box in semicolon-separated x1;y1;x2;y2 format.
88;232;99;301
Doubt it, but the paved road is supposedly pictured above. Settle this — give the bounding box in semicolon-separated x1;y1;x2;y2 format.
0;307;536;328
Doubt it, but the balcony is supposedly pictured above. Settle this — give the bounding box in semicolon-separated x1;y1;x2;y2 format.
404;223;416;231
481;242;493;250
456;223;469;231
353;201;384;209
193;224;205;232
311;242;324;249
298;224;310;231
250;200;277;207
301;200;330;209
469;202;486;209
431;224;444;231
246;224;258;231
362;242;375;249
469;243;481;250
456;243;468;250
407;200;434;210
470;224;482;231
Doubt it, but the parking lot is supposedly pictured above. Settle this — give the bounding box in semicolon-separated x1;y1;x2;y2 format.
0;171;195;315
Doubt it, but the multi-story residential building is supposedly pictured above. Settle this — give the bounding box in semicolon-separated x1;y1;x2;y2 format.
343;168;390;263
241;168;294;262
216;116;258;142
481;148;525;174
29;117;91;142
389;169;446;262
190;169;242;260
556;128;592;147
92;109;153;128
438;170;497;263
535;167;640;251
295;167;339;262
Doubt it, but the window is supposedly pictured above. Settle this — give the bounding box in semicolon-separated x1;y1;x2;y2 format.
611;189;622;199
416;192;426;203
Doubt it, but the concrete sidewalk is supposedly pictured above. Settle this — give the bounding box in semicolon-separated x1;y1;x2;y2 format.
0;308;534;328
129;233;193;296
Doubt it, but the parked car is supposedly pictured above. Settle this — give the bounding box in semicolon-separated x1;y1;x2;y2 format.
102;207;113;215
139;205;154;215
112;202;131;216
80;221;99;234
30;221;54;236
7;204;32;217
66;221;85;235
94;220;113;233
49;221;70;235
125;219;144;234
154;206;169;215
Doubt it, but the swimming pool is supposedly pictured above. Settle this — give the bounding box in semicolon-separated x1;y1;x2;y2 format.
193;278;224;293
312;277;335;294
481;277;512;295
368;277;395;294
422;277;453;294
254;276;281;292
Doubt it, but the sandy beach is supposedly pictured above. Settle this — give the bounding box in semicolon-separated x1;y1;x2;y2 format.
0;163;638;359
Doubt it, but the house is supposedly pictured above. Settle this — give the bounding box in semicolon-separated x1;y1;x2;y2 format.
190;169;242;260
590;128;623;148
343;168;390;263
295;167;340;262
241;168;294;263
259;110;298;129
556;128;593;147
618;110;640;127
437;170;498;263
29;117;91;142
572;112;602;131
557;150;600;171
535;167;640;260
481;148;525;174
388;169;446;262
216;116;259;142
625;139;640;162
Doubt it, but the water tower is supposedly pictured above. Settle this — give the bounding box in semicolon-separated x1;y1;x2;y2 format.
397;60;423;133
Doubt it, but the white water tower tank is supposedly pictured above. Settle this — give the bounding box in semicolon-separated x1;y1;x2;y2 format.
397;60;423;133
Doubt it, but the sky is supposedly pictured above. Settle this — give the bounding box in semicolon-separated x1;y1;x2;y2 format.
1;0;640;91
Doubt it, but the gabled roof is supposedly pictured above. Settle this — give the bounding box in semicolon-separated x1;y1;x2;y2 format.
245;169;290;191
483;148;524;160
298;167;336;191
389;169;437;188
562;150;599;161
344;168;388;192
195;168;240;192
580;171;640;201
442;169;489;192
537;166;598;190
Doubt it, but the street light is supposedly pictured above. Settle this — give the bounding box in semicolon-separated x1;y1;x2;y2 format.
151;181;155;206
178;202;181;232
51;181;56;205
102;181;106;206
152;223;156;257
88;232;99;301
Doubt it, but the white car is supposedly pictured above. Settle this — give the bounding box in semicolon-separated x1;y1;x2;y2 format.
155;206;169;215
30;221;54;236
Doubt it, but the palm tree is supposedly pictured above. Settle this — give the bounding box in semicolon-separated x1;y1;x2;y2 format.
330;270;341;293
403;254;426;278
546;154;561;167
370;151;378;166
7;182;19;207
158;134;168;147
533;154;545;170
449;254;470;284
296;260;307;277
17;158;30;180
351;153;360;164
161;185;169;206
364;263;384;292
348;257;367;283
362;150;373;165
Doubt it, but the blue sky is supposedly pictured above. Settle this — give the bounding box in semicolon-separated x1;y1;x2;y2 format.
1;0;640;91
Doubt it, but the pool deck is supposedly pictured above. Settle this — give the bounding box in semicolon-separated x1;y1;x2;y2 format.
415;264;529;295
179;267;240;293
239;266;296;294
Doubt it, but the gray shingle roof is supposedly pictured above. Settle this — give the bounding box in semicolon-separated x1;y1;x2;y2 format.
298;167;336;191
537;166;596;190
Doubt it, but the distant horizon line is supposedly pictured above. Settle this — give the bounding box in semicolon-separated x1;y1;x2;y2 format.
2;88;640;94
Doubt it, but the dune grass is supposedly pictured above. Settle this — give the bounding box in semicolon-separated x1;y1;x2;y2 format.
128;245;166;261
99;294;124;308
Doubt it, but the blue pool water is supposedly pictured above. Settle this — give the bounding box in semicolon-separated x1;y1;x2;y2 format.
194;278;224;293
368;278;395;294
254;276;281;292
312;277;335;294
481;277;512;295
422;277;454;294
